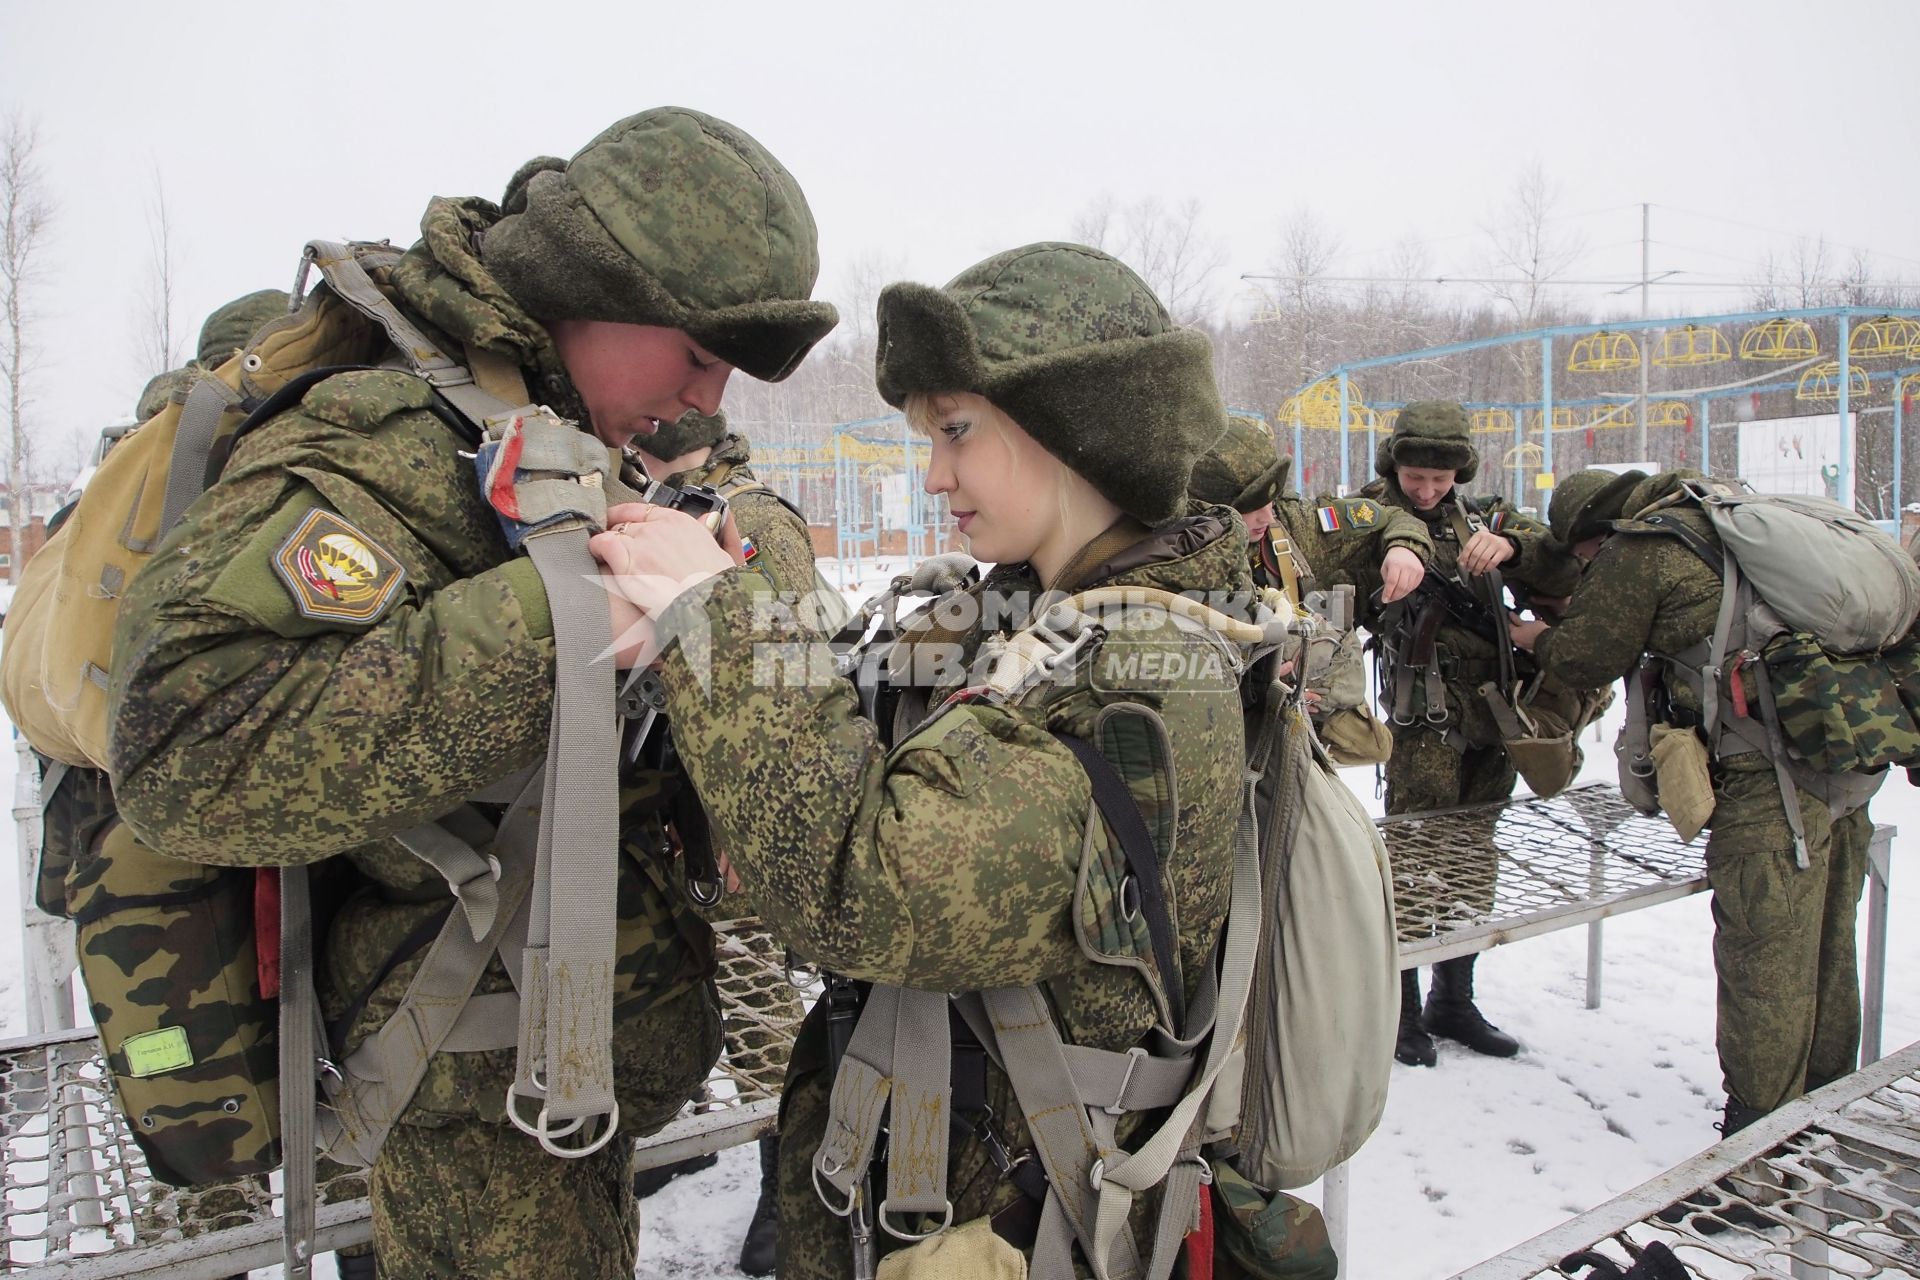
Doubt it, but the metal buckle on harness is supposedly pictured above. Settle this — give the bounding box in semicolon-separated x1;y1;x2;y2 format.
503;1080;619;1157
878;1197;954;1242
811;1158;859;1217
686;875;725;908
1105;1045;1150;1116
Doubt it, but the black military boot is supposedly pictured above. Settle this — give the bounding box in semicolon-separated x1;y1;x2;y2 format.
1395;969;1437;1067
1421;955;1520;1058
737;1133;779;1276
632;1149;719;1200
335;1249;377;1280
1656;1097;1777;1234
1719;1096;1765;1137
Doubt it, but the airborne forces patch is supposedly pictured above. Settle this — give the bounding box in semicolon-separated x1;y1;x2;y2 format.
272;509;407;623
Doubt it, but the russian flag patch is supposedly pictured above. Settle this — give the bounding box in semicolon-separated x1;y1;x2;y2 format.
1317;505;1341;532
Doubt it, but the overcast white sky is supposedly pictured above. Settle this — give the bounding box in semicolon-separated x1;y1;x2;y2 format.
5;0;1918;473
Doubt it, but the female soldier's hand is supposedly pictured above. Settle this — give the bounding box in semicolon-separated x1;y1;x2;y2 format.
590;502;741;615
1458;529;1517;575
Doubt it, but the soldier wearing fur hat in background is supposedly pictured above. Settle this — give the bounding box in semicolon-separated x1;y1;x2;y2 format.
1189;412;1429;764
133;288;291;423
591;242;1253;1278
1359;401;1583;1068
107;108;837;1277
1513;468;1882;1138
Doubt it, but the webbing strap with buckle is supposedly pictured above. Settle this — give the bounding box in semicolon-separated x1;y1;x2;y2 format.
298;239;627;1153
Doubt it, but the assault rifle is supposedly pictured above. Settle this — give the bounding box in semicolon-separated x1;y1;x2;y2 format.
1401;569;1504;645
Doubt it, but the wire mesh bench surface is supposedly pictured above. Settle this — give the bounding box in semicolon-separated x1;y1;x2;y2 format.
0;786;1893;1276
1450;1038;1920;1279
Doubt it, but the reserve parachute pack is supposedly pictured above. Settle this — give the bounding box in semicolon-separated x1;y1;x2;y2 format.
815;568;1395;1279
1628;477;1920;857
1;242;664;1271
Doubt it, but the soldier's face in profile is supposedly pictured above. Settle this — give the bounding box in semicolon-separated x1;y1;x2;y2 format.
1242;503;1276;539
919;392;1064;567
1396;465;1457;513
548;319;735;448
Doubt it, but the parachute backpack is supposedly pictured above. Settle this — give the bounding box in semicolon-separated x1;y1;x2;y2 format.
814;571;1396;1279
1624;476;1920;860
1;241;663;1274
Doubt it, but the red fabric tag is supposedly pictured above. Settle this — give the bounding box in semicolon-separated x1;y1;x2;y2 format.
487;422;526;520
1185;1185;1215;1280
255;868;282;999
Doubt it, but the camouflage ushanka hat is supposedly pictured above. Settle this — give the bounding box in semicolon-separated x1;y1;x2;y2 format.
195;289;290;369
1548;467;1647;545
483;106;838;382
1375;399;1478;482
873;242;1223;526
644;409;729;460
1190;412;1292;513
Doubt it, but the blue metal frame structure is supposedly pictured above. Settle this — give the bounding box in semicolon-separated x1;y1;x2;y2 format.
1281;306;1920;508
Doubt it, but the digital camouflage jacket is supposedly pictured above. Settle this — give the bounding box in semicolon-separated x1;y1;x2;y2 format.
667;430;818;601
654;506;1252;1263
1264;492;1432;603
1532;471;1720;708
105;198;793;1134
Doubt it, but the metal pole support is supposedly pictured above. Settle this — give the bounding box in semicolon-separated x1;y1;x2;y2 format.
1861;822;1894;1067
1322;1161;1349;1267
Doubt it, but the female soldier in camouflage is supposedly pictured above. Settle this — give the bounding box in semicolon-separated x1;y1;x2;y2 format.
592;243;1253;1278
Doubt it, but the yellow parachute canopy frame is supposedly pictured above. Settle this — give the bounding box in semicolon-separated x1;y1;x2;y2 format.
1796;361;1872;402
1529;407;1576;432
1646;400;1692;428
1277;378;1368;429
1470;408;1515;435
1739;317;1819;361
1652;325;1732;368
1848;315;1920;360
1588;405;1636;432
1568;330;1640;373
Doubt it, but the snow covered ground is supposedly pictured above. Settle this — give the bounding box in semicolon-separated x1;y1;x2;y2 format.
2;556;1915;1278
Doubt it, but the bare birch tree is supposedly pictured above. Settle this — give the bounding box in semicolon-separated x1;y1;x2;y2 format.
135;167;183;380
1478;160;1583;327
2;115;53;586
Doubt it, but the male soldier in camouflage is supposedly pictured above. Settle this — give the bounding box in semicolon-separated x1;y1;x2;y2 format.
133;288;290;422
1513;468;1882;1135
106;108;836;1277
1188;412;1428;609
1359;401;1583;1067
591;243;1251;1278
627;408;813;1276
1189;413;1427;763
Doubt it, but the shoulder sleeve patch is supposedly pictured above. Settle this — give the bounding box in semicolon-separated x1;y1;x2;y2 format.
297;369;434;435
272;508;408;623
